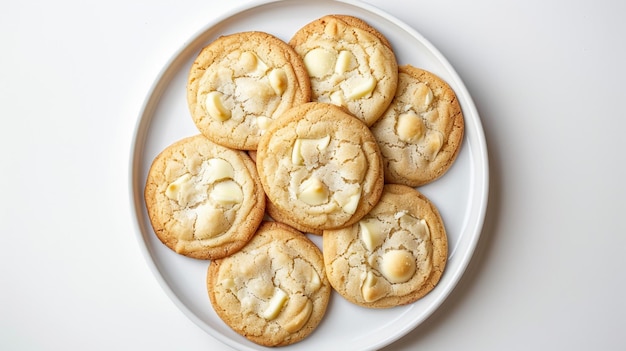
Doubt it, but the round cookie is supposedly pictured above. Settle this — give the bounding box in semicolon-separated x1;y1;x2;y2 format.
187;31;311;150
371;65;464;187
256;102;384;231
323;184;448;308
289;15;398;126
144;135;265;260
207;221;331;347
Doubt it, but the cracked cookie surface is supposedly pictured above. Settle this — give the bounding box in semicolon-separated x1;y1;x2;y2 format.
207;221;331;347
187;31;311;150
144;135;265;260
289;15;398;126
256;102;384;231
323;184;447;308
371;65;464;186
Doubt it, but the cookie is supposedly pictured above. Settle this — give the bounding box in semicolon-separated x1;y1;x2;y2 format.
207;221;331;347
256;102;384;231
289;15;398;126
144;135;265;260
323;184;447;308
371;65;464;186
187;31;311;150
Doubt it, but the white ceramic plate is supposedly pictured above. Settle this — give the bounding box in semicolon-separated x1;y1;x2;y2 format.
129;0;489;350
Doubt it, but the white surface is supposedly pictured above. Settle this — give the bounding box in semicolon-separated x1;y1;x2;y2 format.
129;1;487;350
1;0;625;350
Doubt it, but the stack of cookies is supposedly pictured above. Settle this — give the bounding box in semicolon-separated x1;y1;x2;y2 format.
144;14;464;347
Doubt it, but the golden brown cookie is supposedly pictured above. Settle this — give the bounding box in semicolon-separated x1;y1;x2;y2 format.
187;31;311;150
371;65;464;186
256;102;384;231
323;184;447;308
289;15;398;126
207;221;331;347
144;135;265;259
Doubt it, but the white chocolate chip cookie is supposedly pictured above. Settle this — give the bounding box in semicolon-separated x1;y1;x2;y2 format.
289;15;398;126
144;135;265;259
256;102;384;231
371;65;464;186
187;31;311;150
323;184;448;308
207;221;331;347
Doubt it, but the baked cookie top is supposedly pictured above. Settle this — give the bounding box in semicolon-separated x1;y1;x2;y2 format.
323;184;448;308
256;102;384;231
207;221;331;347
371;65;464;187
187;31;311;150
289;15;398;126
144;135;265;260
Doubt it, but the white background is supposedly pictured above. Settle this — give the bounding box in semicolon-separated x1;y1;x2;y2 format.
2;0;625;350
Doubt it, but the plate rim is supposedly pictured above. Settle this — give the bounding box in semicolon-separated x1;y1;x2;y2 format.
128;0;489;349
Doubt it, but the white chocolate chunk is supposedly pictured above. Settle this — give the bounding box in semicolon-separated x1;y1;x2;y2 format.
257;116;271;131
330;90;345;106
359;219;385;251
165;173;194;206
411;83;434;111
334;50;354;74
297;177;329;206
346;76;377;100
332;187;361;215
397;211;428;237
261;288;289;320
303;48;336;78
340;192;360;214
281;299;313;333
424;131;444;160
361;271;384;302
209;180;243;205
421;85;434;108
291;139;304;165
308;268;321;291
254;58;270;77
300;135;331;154
239;51;258;72
237;78;273;101
239;51;269;77
324;20;339;36
291;136;331;165
380;250;416;283
205;91;231;121
268;68;287;95
396;111;425;142
418;219;431;238
194;204;228;239
205;158;235;182
311;135;331;150
363;271;376;288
